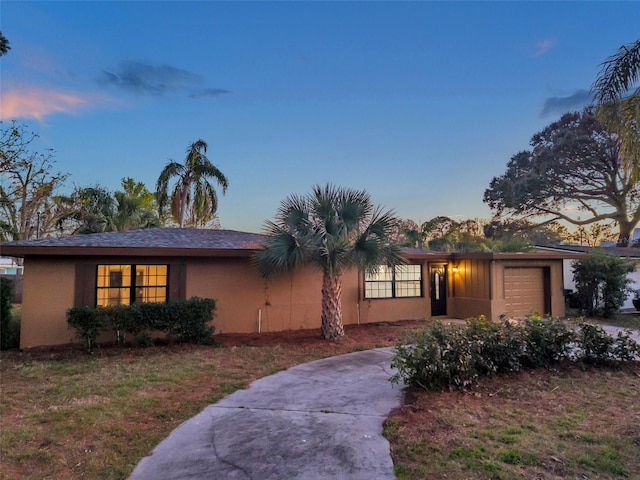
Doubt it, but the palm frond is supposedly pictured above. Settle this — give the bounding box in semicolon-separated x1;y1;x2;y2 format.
592;39;640;105
254;223;308;277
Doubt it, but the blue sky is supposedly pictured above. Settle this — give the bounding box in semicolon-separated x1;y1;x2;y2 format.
1;1;639;233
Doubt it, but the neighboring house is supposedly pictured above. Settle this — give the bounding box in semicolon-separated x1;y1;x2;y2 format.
536;244;640;310
2;228;576;349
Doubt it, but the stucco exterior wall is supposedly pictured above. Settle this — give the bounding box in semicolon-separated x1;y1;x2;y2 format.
187;258;324;333
16;253;567;348
20;258;78;348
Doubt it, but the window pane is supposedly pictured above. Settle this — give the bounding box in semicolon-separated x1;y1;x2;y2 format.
96;264;168;306
396;281;421;297
365;265;392;281
365;281;393;298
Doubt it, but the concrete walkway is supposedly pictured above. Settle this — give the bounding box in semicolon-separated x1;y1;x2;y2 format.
129;347;404;480
129;325;639;480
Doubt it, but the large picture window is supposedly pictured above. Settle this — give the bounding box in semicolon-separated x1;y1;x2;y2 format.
365;264;422;299
96;264;168;306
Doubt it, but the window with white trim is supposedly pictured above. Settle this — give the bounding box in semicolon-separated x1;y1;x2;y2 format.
365;264;422;299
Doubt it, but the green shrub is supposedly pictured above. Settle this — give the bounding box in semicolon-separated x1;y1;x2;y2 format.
521;316;575;368
167;297;216;344
67;297;217;350
572;251;635;318
106;304;133;344
0;278;19;350
391;322;478;390
391;315;637;391
67;306;108;352
465;316;523;375
577;323;639;365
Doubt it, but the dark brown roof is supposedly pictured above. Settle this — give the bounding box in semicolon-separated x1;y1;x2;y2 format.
536;244;640;259
1;228;268;258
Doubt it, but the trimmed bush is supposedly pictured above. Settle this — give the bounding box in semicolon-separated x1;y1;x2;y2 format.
391;315;639;391
67;306;108;352
576;323;639;366
0;278;19;350
521;316;575;368
67;297;217;351
465;316;523;375
391;322;477;390
165;297;216;344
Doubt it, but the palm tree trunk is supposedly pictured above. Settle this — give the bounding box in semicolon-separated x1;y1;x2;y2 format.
179;185;189;228
321;271;345;340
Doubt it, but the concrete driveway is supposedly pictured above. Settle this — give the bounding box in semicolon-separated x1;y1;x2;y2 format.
129;347;404;480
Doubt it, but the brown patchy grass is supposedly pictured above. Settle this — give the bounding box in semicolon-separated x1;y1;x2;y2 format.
0;320;424;480
385;364;640;480
3;318;639;480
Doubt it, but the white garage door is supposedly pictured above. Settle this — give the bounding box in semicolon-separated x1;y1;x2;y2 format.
504;267;545;318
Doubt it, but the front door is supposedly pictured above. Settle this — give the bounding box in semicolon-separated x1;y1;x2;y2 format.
430;264;447;316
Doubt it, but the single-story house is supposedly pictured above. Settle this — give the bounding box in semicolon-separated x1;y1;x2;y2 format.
536;244;640;310
2;228;580;349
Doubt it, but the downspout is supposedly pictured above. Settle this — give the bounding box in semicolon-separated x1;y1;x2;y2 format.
258;308;262;334
357;266;363;324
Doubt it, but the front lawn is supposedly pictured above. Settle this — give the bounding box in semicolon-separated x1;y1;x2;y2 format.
1;318;638;479
0;320;422;479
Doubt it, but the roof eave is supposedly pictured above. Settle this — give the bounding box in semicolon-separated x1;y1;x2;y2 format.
1;246;258;258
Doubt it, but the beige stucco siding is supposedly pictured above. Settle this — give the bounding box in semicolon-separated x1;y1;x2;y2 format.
187;258;323;333
16;252;568;348
20;258;77;348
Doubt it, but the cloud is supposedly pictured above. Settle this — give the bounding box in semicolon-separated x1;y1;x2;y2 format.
98;61;230;99
189;88;232;99
532;38;556;57
541;89;592;117
0;87;90;121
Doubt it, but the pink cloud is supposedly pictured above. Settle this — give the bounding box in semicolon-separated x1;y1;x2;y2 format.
1;87;90;121
533;39;556;57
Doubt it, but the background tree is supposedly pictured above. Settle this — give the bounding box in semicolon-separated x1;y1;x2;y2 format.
254;184;404;340
58;185;115;234
484;219;569;246
112;178;160;231
572;250;635;318
156;139;228;228
484;110;640;246
0;31;10;57
565;223;617;247
58;179;160;234
0;122;69;241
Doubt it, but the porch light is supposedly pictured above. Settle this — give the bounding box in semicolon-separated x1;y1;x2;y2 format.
451;265;459;273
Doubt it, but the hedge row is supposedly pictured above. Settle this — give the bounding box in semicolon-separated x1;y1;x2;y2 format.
0;277;20;350
391;316;640;391
67;297;216;352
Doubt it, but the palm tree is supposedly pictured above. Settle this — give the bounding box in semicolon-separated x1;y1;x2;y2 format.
592;39;640;172
156;140;229;227
592;39;640;105
112;178;160;231
0;31;10;57
254;184;405;340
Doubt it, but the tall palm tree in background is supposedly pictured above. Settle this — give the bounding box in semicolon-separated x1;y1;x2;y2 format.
254;184;405;340
156;140;229;228
592;39;640;172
